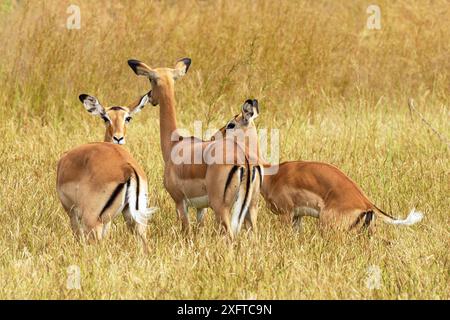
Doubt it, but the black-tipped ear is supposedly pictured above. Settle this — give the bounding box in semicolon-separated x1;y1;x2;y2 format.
127;59;142;75
242;98;259;120
79;94;105;116
253;99;259;114
178;57;192;73
127;59;159;79
79;94;89;103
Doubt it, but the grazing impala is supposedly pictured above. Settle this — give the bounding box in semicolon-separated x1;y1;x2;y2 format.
127;58;262;238
215;105;423;232
56;92;156;243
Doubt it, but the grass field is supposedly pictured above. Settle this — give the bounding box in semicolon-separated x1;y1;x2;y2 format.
0;0;448;299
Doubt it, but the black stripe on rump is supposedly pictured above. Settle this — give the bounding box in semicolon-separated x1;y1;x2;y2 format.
350;210;374;229
132;168;140;210
238;158;251;222
239;167;245;183
350;211;366;229
99;182;126;218
223;165;240;199
362;210;374;228
255;165;262;186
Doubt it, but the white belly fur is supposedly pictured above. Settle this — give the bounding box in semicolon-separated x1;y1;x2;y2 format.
295;206;320;218
186;196;209;209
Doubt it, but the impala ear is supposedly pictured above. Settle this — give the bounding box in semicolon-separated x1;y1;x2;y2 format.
242;99;259;121
129;91;151;115
79;94;107;117
172;57;191;80
127;59;159;81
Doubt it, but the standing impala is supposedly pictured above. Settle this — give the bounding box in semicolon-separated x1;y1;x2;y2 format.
215;105;423;232
56;92;156;243
127;58;262;238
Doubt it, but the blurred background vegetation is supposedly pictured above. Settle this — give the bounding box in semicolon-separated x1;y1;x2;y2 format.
0;1;448;299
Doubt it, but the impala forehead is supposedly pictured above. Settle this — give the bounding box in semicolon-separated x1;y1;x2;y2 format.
105;107;130;117
155;67;173;75
152;68;175;83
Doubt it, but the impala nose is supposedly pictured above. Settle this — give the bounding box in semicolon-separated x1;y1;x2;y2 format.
113;136;125;145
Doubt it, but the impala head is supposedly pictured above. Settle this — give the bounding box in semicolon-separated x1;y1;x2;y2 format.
78;92;150;144
127;58;191;105
213;99;260;140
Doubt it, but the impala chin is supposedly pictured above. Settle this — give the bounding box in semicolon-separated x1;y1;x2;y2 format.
115;139;125;145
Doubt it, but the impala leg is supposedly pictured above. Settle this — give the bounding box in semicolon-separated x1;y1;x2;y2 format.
69;210;82;240
279;211;294;226
176;201;190;234
92;223;104;243
81;216;104;243
123;206;148;250
196;208;207;227
123;208;147;240
214;208;233;239
123;205;136;231
293;214;303;232
102;221;112;239
244;204;258;232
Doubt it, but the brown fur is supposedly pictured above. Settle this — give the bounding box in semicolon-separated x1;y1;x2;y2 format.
56;143;150;243
261;161;379;231
215;106;402;233
56;92;152;244
128;59;261;238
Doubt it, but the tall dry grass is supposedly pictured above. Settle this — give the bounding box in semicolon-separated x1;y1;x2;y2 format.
0;0;448;299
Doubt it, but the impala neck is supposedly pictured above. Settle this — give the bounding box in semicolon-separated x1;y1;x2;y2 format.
104;131;111;143
158;83;178;162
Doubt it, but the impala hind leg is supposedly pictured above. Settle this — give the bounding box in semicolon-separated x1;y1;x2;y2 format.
244;205;258;232
196;208;207;227
213;208;233;239
122;206;150;253
176;201;190;234
279;212;294;226
69;210;83;240
123;206;148;241
102;222;112;239
319;208;361;232
80;215;104;243
349;210;376;235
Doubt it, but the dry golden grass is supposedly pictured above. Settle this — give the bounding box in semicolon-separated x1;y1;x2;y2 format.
0;0;448;299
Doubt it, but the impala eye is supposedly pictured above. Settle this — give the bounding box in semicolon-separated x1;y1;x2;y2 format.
125;116;132;123
226;122;235;129
101;116;110;123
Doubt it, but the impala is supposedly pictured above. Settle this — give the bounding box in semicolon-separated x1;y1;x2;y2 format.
56;92;157;243
127;58;262;238
215;105;424;232
78;92;150;144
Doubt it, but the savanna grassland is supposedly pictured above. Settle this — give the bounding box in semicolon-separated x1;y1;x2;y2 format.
0;0;448;299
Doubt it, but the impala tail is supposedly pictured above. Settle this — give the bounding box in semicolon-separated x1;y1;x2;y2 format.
229;162;261;237
126;168;158;226
374;206;423;226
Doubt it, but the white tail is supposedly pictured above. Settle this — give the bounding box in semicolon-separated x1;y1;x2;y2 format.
381;208;424;226
126;171;158;226
230;166;258;237
230;168;245;236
